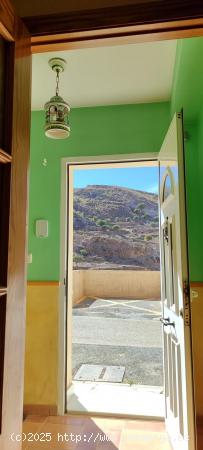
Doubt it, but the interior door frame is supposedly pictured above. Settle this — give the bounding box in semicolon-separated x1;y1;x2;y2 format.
0;0;198;445
18;1;203;440
59;152;158;415
0;1;31;448
20;3;203;54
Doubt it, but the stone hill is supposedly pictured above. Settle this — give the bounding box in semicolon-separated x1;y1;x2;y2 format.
73;185;160;270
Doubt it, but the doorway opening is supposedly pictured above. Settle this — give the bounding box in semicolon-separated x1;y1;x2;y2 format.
64;159;164;417
24;21;197;450
29;36;196;449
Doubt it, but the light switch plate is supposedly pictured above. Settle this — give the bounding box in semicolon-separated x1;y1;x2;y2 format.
36;220;49;238
27;253;32;264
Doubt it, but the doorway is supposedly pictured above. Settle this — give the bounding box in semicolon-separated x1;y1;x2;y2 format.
1;2;201;448
29;37;196;450
57;112;195;450
66;160;164;417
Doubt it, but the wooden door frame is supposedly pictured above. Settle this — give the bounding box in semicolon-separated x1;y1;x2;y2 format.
0;0;200;446
0;1;31;448
20;2;203;54
22;0;203;424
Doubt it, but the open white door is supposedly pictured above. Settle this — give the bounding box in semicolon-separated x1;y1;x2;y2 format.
159;112;196;450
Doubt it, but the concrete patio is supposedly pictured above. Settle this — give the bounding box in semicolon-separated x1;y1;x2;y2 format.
72;297;163;386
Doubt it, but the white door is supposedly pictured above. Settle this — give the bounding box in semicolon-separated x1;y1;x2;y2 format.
159;113;196;450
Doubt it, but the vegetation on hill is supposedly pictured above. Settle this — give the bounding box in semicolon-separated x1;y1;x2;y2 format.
73;185;160;270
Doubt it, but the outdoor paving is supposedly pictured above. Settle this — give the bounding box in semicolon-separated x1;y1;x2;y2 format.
74;364;125;382
73;298;161;320
73;316;162;347
72;298;164;386
72;344;163;385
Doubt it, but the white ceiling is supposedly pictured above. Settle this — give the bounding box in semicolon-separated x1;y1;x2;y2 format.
32;40;177;110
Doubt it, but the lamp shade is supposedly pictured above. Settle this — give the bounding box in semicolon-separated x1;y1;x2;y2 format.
44;95;70;139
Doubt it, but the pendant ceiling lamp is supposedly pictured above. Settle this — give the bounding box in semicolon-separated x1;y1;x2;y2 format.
44;57;70;139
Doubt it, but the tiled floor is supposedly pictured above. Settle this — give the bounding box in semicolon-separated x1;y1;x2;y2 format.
22;414;171;449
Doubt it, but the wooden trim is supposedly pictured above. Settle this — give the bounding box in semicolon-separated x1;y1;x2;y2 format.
24;2;203;37
197;415;203;425
0;295;6;433
0;0;14;41
0;11;31;448
21;2;203;52
0;166;11;288
0;21;14;41
23;404;57;418
190;282;203;287
196;414;203;428
0;288;7;297
31;28;203;53
30;19;203;53
0;149;12;164
27;281;59;287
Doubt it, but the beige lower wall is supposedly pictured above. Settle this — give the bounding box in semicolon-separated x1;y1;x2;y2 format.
24;283;59;407
24;280;203;423
24;272;160;408
73;270;161;303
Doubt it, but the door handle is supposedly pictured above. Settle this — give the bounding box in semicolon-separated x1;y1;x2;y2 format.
160;317;175;327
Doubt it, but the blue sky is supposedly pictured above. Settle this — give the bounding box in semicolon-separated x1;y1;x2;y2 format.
73;166;158;194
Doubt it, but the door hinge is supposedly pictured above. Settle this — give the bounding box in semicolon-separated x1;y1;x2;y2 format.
182;280;191;326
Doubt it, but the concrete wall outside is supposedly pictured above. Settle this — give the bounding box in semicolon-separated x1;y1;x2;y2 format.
73;270;161;304
73;270;85;304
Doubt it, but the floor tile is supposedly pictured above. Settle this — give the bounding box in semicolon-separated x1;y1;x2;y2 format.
120;428;171;450
23;414;170;450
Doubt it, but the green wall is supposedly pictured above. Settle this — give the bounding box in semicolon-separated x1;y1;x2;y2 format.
28;103;170;280
187;107;203;281
184;121;201;281
171;37;203;121
171;36;203;281
28;36;203;282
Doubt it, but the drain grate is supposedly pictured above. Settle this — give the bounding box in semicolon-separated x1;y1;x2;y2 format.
74;364;125;383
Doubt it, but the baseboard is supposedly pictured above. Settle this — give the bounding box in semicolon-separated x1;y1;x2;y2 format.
23;404;57;418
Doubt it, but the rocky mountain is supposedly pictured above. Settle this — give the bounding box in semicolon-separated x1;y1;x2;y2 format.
73;185;160;270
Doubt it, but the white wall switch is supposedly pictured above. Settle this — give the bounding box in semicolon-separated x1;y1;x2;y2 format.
27;253;32;264
36;219;49;238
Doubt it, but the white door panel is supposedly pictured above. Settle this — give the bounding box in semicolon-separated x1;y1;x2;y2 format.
159;113;196;450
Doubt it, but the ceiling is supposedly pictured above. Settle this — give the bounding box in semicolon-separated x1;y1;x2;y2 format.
32;40;177;110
